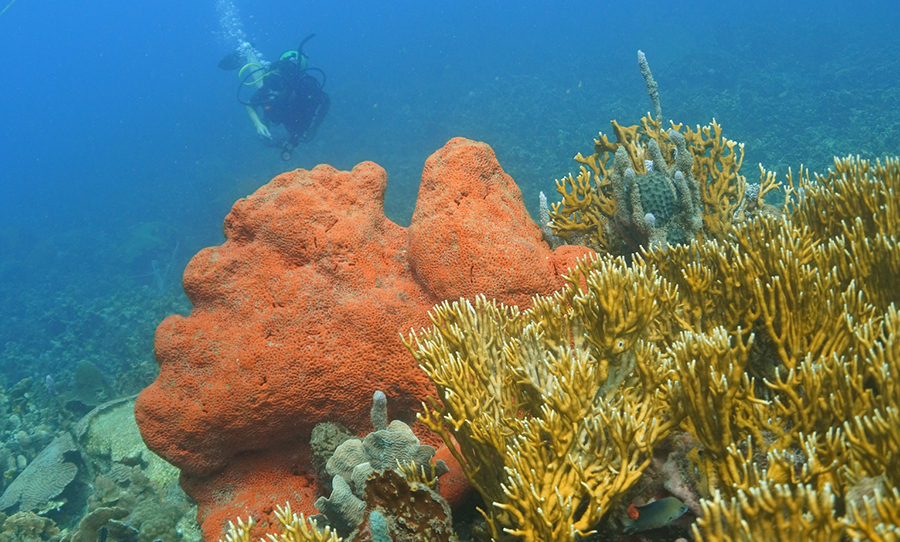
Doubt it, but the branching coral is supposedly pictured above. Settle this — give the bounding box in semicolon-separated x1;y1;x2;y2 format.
219;505;341;542
693;482;846;542
219;153;900;541
665;327;769;494
845;486;900;542
211;117;900;541
682;159;899;542
549;51;763;256
787;155;900;310
405;256;682;541
220;517;254;542
409;154;900;540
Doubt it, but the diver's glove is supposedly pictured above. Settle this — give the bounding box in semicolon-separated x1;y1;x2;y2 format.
255;123;272;139
247;106;273;139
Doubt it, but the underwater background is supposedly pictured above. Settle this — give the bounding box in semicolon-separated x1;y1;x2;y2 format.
0;0;899;539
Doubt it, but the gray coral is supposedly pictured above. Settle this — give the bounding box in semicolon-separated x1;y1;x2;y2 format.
610;129;702;250
315;475;366;535
313;392;446;537
0;433;79;513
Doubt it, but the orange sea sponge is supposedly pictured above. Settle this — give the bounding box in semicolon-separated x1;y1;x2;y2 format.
135;138;591;540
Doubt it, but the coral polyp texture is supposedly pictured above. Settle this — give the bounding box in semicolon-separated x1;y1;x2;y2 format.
135;137;591;540
408;156;900;540
549;115;777;254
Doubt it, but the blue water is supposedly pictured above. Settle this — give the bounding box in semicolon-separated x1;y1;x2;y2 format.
1;0;898;388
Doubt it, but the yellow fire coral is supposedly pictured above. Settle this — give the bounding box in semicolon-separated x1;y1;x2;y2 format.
405;256;682;541
694;482;846;541
219;504;340;542
408;155;900;540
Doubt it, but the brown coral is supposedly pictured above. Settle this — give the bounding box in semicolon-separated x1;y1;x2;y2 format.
358;469;455;542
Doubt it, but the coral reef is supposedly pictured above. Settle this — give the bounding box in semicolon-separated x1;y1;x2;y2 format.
0;264;189;523
135;138;591;540
220;504;340;542
609;129;702;248
0;397;198;542
549;114;761;255
0;511;59;542
408;155;900;540
314;391;447;537
221;468;455;542
66;360;117;412
220;392;455;542
0;377;70;498
431;442;470;509
406;266;680;541
548;50;771;257
354;469;455;542
65;506;132;542
0;268;190;398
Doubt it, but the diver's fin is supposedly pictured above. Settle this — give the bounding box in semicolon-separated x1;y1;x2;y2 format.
218;50;245;70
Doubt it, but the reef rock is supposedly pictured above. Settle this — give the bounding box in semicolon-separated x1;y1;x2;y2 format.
135;137;593;540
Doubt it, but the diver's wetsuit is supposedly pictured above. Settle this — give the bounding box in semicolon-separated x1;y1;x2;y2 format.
250;58;330;148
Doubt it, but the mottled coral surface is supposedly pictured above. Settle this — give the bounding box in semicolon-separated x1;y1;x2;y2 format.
135;137;591;540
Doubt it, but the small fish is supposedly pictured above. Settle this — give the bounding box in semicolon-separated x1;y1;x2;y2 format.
622;496;689;534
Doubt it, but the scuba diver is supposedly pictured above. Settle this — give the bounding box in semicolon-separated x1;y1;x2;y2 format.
219;34;330;160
